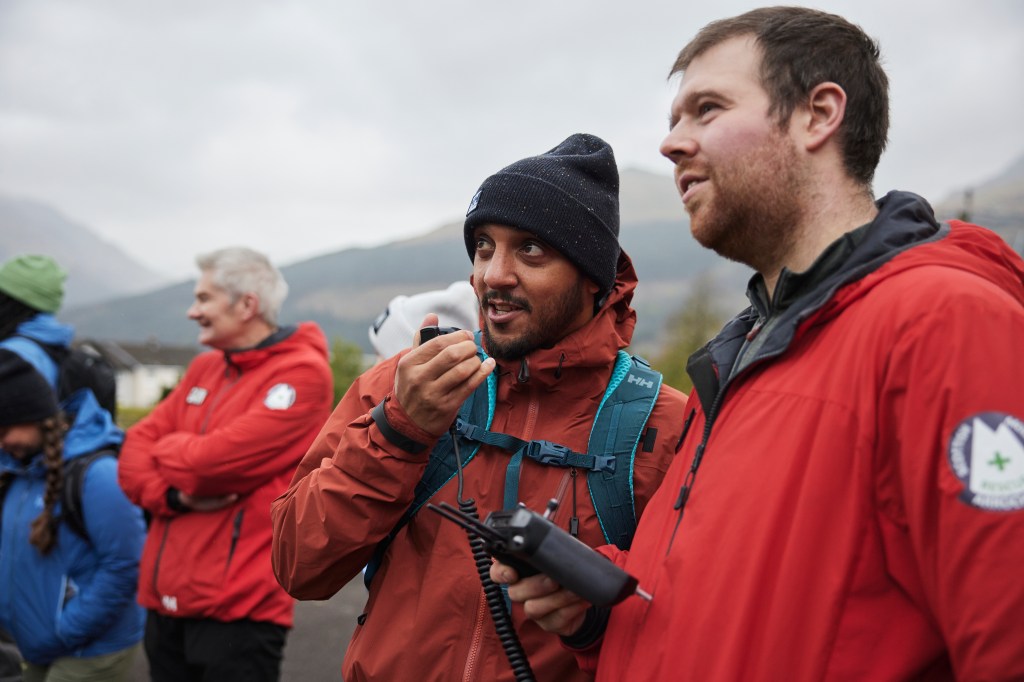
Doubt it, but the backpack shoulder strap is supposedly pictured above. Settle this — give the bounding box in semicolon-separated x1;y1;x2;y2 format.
7;335;63;386
586;351;662;550
61;449;118;542
11;334;65;362
364;334;495;586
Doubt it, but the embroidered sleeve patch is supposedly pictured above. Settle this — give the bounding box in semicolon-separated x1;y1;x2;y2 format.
264;383;297;410
186;387;208;406
947;412;1024;511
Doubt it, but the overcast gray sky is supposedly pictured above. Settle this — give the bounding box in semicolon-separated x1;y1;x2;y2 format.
1;0;1022;279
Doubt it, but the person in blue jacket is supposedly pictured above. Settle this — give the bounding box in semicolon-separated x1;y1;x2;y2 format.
0;349;145;681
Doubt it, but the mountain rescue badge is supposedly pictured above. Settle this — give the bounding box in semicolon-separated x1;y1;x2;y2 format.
264;383;297;410
947;412;1024;511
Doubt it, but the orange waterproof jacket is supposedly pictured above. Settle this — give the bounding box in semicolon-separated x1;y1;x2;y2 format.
579;193;1024;680
119;323;333;627
272;254;687;681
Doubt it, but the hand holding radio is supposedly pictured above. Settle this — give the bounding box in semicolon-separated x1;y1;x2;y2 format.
418;325;462;343
492;562;592;638
430;502;651;609
393;317;494;436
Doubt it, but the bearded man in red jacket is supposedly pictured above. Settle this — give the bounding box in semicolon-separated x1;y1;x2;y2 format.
119;246;333;682
497;7;1024;681
271;133;688;681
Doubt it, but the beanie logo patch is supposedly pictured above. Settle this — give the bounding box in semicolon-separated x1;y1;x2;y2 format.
185;387;208;406
265;383;297;410
466;190;481;215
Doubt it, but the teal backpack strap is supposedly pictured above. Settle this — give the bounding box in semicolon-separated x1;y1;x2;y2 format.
586;351;661;550
364;334;495;586
364;345;660;584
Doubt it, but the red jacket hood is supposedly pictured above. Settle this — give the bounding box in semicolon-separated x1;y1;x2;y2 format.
820;219;1024;324
220;321;330;371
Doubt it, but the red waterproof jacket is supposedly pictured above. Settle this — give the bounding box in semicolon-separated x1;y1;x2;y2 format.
119;323;333;627
272;254;687;681
579;192;1024;680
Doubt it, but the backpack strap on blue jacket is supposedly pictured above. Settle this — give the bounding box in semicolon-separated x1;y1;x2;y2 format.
60;449;119;542
364;334;495;586
586;351;661;550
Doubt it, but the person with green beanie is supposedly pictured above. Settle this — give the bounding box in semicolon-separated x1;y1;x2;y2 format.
0;254;74;390
0;255;66;316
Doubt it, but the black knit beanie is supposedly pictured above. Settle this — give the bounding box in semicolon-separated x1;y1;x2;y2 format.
464;133;621;298
0;349;59;427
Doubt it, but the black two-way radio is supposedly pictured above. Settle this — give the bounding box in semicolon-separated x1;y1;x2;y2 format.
429;501;650;608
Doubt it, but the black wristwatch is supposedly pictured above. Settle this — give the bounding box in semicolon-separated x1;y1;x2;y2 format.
370;399;428;454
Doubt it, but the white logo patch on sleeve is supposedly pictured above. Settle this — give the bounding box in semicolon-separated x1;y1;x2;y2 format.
948;412;1024;511
264;383;297;410
185;387;208;405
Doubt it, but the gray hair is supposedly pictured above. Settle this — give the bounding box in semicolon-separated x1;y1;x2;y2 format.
195;247;288;326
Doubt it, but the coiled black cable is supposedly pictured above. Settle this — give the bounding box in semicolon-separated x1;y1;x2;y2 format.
450;427;536;682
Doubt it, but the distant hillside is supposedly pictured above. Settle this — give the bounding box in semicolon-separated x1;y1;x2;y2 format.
933;152;1024;252
61;153;1024;358
0;194;169;307
64;168;747;356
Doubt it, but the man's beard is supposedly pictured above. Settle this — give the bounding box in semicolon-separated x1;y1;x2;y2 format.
482;277;587;361
688;131;805;273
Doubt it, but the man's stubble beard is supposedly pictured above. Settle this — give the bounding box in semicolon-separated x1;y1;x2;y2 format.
688;131;807;275
482;276;587;361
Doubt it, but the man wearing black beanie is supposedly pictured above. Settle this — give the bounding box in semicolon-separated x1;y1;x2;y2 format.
273;133;687;681
464;133;621;303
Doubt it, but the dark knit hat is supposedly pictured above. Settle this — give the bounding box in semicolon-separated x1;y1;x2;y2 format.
0;349;59;427
0;255;67;314
464;133;621;298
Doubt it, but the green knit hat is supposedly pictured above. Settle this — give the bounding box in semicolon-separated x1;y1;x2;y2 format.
0;255;67;313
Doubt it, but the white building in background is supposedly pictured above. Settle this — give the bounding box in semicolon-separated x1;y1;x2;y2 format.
78;338;199;409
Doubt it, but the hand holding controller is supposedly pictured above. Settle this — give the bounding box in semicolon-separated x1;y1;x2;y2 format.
429;501;651;608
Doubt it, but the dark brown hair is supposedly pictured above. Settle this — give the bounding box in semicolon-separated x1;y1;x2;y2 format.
670;6;889;187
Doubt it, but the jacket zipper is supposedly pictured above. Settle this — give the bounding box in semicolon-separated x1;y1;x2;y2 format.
54;574;70;639
225;509;244;574
666;367;740;556
152;522;171;596
461;593;489;682
666;334;794;555
200;366;241;434
462;363;541;679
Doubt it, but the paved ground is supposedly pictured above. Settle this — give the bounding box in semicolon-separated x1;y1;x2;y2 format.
127;579;366;680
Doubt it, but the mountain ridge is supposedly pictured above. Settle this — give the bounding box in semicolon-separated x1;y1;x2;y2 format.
8;155;1022;357
0;194;170;307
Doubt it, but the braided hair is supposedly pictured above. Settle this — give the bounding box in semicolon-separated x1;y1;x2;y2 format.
27;414;69;555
